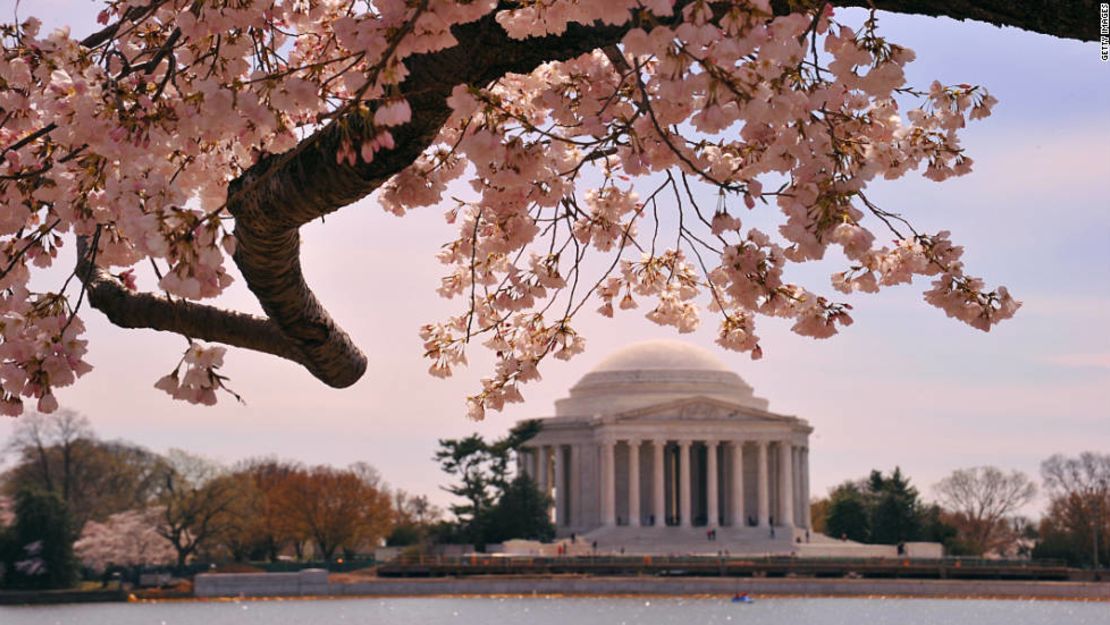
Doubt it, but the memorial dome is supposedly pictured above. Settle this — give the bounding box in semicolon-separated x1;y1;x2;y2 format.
554;339;769;416
591;340;733;373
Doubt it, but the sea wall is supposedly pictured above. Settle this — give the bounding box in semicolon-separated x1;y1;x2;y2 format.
337;576;1110;600
193;573;1110;601
194;569;328;598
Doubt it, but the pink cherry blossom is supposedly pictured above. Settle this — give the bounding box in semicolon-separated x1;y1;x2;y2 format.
0;0;1016;417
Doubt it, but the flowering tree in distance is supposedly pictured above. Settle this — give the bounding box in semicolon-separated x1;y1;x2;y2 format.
0;1;1096;417
73;507;177;572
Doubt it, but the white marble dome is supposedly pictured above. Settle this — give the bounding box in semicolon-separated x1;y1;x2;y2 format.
554;339;769;416
592;340;732;372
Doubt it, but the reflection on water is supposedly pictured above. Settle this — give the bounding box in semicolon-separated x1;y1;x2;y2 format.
1;596;1107;625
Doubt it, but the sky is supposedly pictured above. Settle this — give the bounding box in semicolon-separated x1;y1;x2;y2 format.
1;1;1108;518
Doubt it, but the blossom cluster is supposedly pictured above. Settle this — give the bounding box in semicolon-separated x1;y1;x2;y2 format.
1;0;1017;416
398;1;1016;418
0;0;496;412
153;343;234;405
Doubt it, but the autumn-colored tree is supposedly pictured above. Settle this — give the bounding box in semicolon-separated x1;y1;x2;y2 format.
281;465;393;560
205;471;266;562
808;496;829;534
0;1;1091;416
1034;452;1110;568
227;459;306;562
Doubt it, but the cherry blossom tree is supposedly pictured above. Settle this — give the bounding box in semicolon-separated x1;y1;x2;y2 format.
73;507;176;572
0;1;1096;417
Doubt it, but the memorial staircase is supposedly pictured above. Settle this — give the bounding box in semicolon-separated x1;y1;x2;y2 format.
570;525;801;556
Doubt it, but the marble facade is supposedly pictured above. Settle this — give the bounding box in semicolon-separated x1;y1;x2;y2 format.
518;340;812;535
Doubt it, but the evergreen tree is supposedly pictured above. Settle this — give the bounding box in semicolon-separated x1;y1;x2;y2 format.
918;503;971;556
868;468;923;545
823;469;941;547
484;475;555;544
433;434;494;544
434;420;543;547
487;420;543;493
1;489;78;589
824;482;871;542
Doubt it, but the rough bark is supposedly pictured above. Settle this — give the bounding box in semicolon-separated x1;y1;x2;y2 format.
845;0;1100;42
224;17;626;387
81;1;1098;387
77;237;307;365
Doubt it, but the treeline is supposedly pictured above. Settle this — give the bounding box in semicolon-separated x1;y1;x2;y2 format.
813;468;962;550
0;411;440;589
813;457;1110;567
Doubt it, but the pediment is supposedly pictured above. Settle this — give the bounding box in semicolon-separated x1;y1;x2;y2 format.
609;396;791;423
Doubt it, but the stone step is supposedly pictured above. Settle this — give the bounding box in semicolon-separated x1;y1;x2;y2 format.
568;526;804;555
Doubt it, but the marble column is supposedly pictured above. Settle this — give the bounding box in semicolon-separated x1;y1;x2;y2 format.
569;444;581;527
802;447;811;529
792;446;802;527
706;440;719;527
652;440;665;526
779;441;794;528
601;439;616;527
555;445;567;527
538;446;549;495
679;440;692;528
627;439;641;527
756;440;769;528
730;441;745;527
535;447;547;522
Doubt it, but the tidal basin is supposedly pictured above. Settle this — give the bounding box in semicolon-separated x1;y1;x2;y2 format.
2;597;1109;625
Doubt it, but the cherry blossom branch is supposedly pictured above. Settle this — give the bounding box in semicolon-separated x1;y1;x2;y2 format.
219;15;634;387
75;237;307;365
7;0;1072;405
844;0;1100;42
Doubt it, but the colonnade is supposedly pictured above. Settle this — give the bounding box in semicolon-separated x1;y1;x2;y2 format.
520;438;810;531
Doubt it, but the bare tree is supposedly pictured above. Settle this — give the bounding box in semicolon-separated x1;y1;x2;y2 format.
934;466;1036;556
4;410;92;498
395;491;443;527
348;461;386;491
3;412;165;530
1041;453;1110;567
154;450;240;567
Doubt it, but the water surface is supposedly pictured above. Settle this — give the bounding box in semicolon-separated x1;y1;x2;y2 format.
2;596;1107;625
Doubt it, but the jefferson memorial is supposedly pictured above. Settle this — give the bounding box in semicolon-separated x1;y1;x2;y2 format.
517;340;812;552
